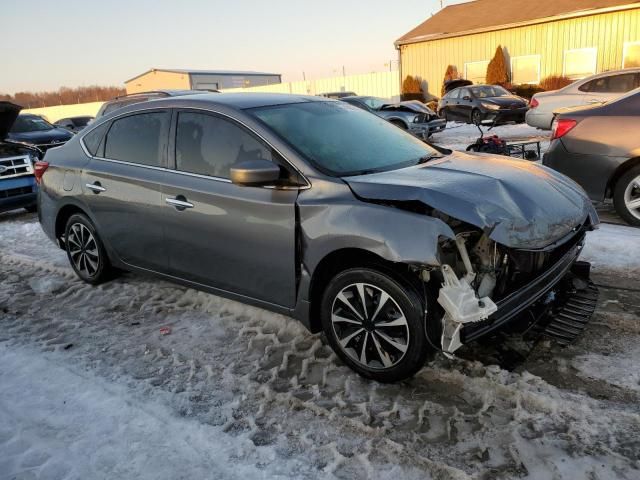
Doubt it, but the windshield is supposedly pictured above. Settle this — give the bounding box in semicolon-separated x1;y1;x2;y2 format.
249;101;440;176
470;86;510;98
11;115;55;133
362;97;389;110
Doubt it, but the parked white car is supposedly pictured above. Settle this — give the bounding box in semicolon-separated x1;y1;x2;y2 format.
526;68;640;130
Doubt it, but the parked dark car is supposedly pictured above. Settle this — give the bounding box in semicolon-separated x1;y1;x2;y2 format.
95;90;214;119
438;85;529;124
0;102;43;213
54;116;94;133
341;96;446;138
8;113;73;151
543;87;640;226
38;93;598;382
318;91;357;99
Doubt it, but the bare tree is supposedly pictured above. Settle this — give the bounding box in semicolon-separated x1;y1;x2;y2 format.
0;85;126;108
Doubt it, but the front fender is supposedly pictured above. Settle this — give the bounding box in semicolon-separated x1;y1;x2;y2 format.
300;201;455;273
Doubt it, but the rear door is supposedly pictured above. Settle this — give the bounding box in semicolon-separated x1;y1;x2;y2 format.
162;109;299;308
81;110;170;272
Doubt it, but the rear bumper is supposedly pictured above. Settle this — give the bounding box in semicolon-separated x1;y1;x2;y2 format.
462;232;587;343
0;176;37;213
526;110;553;130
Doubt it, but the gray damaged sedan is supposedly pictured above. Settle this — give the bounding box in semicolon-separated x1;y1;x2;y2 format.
37;93;599;382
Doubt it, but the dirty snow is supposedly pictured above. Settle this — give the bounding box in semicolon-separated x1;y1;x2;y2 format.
1;210;639;479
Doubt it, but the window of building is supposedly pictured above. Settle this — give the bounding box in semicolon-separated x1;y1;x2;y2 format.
175;111;273;179
563;48;597;80
464;61;490;84
623;41;640;68
104;112;169;167
511;55;541;85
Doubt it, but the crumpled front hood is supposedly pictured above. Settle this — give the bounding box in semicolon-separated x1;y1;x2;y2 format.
0;102;21;140
344;151;598;250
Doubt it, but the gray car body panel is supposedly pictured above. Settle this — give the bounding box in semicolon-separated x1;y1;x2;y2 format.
543;89;640;201
345;152;597;250
39;93;595;333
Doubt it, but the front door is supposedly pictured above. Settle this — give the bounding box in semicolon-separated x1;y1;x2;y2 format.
162;110;298;308
81;110;170;272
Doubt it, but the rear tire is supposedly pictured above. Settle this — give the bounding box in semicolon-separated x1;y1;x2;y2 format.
613;165;640;226
64;213;114;285
320;268;432;383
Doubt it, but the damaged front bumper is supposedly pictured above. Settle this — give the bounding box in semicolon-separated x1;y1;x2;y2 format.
438;230;598;354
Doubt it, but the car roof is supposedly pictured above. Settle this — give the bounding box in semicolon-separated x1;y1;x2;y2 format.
128;92;332;110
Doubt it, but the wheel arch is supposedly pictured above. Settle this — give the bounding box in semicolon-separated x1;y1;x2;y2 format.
606;156;640;199
306;248;425;334
55;202;90;245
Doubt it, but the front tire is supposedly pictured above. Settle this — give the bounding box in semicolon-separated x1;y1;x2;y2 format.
320;268;431;383
390;120;407;130
64;213;113;284
471;109;483;125
613;165;640;226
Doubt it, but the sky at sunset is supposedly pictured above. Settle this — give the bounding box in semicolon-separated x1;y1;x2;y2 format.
2;0;469;93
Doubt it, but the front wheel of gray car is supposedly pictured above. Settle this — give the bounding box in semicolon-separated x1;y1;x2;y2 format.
64;213;113;285
613;165;640;227
320;268;431;383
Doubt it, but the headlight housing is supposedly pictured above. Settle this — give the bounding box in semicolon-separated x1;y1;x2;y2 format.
481;102;501;111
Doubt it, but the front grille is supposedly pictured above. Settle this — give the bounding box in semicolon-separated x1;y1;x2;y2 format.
0;155;34;179
0;185;34;199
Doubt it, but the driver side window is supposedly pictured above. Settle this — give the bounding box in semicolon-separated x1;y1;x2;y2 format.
175;112;273;179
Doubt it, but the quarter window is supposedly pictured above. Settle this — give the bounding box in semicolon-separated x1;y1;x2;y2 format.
104;111;169;167
175;112;273;179
83;122;110;156
564;48;597;80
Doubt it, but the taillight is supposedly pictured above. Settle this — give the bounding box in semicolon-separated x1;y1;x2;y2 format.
529;97;539;108
33;161;49;184
551;119;577;140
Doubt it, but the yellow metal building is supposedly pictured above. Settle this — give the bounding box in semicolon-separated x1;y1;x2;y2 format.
124;69;282;94
396;0;640;98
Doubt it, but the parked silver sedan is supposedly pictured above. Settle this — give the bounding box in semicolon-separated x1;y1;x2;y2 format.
527;68;640;130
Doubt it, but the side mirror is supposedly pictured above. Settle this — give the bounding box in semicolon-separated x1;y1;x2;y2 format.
230;159;282;186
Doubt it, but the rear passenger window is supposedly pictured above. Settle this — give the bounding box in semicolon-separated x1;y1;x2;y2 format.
83;122;109;156
104;112;169;167
580;74;637;93
175;111;273;179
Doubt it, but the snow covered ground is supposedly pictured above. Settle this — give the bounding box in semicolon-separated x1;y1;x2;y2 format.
1;210;639;480
1;122;639;479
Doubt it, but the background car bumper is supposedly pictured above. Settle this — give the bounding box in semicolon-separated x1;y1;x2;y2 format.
0;176;37;213
526;110;553;129
487;107;528;123
543;140;625;202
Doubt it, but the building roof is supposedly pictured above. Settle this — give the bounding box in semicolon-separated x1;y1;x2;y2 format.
396;0;640;45
124;69;281;84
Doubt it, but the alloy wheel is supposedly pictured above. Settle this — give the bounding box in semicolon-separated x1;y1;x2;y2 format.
67;223;100;277
331;283;410;370
624;174;640;221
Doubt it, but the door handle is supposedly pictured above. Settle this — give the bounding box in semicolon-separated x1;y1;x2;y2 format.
165;196;194;210
86;182;106;193
588;99;601;104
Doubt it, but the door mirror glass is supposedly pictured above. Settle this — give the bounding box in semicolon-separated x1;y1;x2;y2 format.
230;159;282;186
